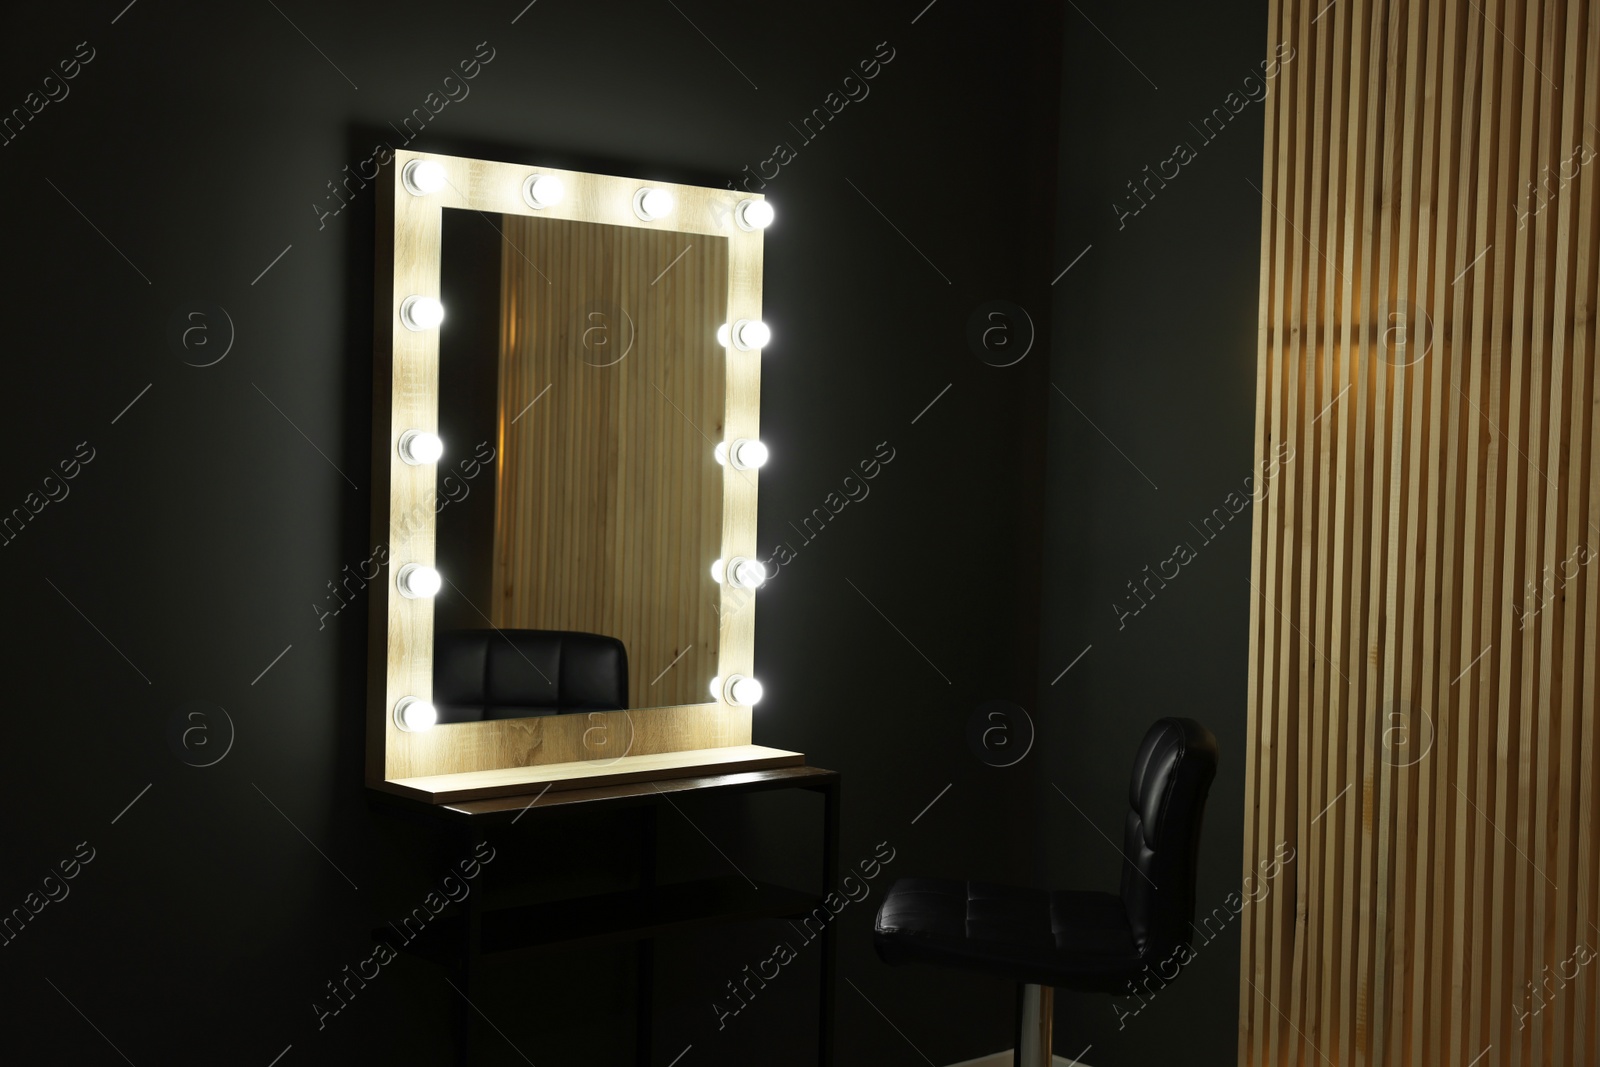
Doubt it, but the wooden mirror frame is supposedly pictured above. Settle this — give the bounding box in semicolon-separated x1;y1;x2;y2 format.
366;149;799;804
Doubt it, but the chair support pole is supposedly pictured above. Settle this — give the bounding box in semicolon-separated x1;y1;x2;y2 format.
1015;983;1053;1067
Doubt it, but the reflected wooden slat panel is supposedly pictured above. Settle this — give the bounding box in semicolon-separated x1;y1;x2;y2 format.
494;216;727;709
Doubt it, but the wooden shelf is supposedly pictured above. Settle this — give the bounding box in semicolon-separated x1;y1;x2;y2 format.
370;766;838;824
380;744;805;803
443;766;838;820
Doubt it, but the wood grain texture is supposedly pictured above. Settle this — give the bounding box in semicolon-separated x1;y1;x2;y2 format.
433;765;839;820
369;150;769;795
493;215;727;709
380;744;803;802
1242;2;1600;1065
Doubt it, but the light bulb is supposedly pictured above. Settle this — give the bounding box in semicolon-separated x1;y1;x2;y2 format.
400;295;445;331
396;563;442;599
735;198;775;231
716;323;731;348
729;438;768;470
709;676;722;701
731;319;770;351
402;159;447;196
710;558;727;583
725;675;763;707
634;187;674;221
394;696;437;732
523;173;565;209
726;557;766;590
397;429;443;465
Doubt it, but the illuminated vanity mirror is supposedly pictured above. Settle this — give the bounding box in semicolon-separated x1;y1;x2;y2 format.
367;151;797;802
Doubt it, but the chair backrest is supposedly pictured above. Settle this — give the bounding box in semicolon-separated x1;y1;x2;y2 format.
432;629;629;723
1118;717;1219;961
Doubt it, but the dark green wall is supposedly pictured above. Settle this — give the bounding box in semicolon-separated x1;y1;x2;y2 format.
0;0;1072;1063
1037;1;1268;1063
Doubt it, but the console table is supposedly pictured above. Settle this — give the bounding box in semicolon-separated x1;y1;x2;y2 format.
371;765;840;1065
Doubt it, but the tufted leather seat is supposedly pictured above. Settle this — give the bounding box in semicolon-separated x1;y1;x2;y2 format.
432;629;628;723
874;881;1139;992
873;718;1218;1062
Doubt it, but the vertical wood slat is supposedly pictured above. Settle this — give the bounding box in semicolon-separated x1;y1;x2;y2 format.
1442;8;1488;1063
1463;0;1508;1057
1242;2;1600;1065
1240;0;1285;1051
1421;1;1470;1061
1564;10;1600;1064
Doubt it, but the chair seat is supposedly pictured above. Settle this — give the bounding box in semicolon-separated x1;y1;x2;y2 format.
873;877;1143;993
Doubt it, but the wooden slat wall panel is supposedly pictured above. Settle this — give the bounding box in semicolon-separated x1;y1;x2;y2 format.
1242;2;1600;1064
494;216;728;709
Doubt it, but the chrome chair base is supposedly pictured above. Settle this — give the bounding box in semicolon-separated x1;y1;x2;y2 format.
1015;983;1054;1067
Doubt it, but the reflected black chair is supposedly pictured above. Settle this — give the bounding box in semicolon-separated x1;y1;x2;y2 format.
432;628;628;723
873;718;1219;1067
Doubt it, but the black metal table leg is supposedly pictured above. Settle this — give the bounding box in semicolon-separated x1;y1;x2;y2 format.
818;779;840;1067
637;804;658;1063
455;823;486;1067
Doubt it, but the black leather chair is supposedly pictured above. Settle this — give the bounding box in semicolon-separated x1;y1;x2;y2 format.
432;628;628;723
873;718;1219;1066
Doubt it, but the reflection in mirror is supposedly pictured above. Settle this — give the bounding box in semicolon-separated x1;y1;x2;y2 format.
432;209;729;721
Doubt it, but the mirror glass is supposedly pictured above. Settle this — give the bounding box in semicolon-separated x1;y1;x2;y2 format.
432;208;728;719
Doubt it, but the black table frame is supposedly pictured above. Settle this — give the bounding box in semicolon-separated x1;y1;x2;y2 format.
371;765;840;1066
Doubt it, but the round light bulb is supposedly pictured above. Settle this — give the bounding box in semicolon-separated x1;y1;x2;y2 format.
400;295;445;331
523;173;565;209
396;563;442;599
735;198;775;231
394;696;437;732
731;319;770;351
634;187;674;221
397;429;443;465
713;442;728;466
728;557;766;589
402;159;447;196
726;675;763;707
709;676;722;701
710;558;727;584
716;323;731;348
729;438;768;470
